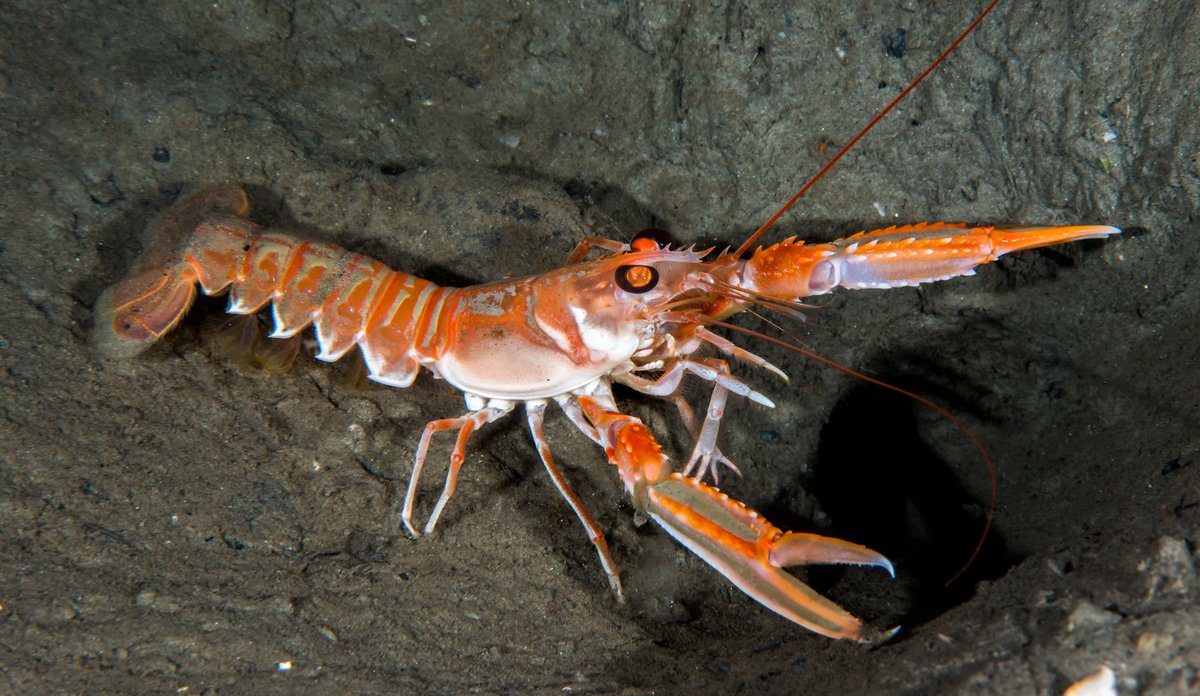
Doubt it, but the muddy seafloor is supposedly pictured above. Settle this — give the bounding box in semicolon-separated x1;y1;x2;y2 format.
2;1;1198;693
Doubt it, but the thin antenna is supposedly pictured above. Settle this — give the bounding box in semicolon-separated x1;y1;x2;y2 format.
703;318;996;585
732;0;1002;259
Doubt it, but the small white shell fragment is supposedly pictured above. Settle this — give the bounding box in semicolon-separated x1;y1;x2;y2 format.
1063;665;1116;696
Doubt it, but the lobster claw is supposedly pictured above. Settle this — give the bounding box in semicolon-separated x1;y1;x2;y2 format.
738;222;1121;300
646;474;897;642
578;395;895;640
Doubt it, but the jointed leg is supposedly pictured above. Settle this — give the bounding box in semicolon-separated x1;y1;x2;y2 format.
556;396;601;446
619;357;754;482
680;380;733;482
402;405;511;537
527;403;623;599
656;392;741;483
618;357;773;407
563;236;628;264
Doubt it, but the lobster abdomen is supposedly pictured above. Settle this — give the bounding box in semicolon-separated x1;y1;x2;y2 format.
93;186;447;388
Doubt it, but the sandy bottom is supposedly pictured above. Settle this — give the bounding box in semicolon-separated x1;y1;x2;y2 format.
2;1;1197;693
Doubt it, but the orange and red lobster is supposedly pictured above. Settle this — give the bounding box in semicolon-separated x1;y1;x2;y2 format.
93;184;1116;641
93;3;1119;642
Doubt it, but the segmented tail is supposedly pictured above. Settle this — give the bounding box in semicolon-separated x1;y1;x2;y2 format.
93;187;250;358
93;186;442;387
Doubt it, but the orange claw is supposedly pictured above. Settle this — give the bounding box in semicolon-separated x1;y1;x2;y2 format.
578;396;895;642
740;222;1121;300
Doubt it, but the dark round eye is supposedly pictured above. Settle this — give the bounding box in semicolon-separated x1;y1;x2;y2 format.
615;264;659;294
630;227;673;252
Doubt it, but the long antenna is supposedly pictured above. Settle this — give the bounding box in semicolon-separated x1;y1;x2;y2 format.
703;317;996;585
733;0;1002;259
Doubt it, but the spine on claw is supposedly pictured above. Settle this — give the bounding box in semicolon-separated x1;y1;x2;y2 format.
739;222;1120;300
93;186;444;387
577;395;896;642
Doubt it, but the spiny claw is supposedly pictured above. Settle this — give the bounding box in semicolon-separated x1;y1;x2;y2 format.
984;224;1120;256
645;474;894;642
770;531;895;578
578;395;893;640
740;222;1121;299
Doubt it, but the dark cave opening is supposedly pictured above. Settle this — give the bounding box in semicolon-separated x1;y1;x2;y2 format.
808;381;1021;631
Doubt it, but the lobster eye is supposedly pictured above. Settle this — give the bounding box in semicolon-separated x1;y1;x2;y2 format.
615;264;659;294
630;227;672;252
